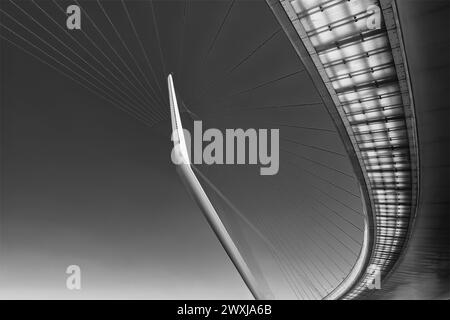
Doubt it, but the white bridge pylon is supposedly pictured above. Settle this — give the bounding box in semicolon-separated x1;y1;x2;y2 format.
167;74;264;300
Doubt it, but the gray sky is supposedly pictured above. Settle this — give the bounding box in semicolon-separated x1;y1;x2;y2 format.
0;0;364;299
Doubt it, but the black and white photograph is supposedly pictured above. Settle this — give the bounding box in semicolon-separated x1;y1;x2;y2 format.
0;0;448;311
